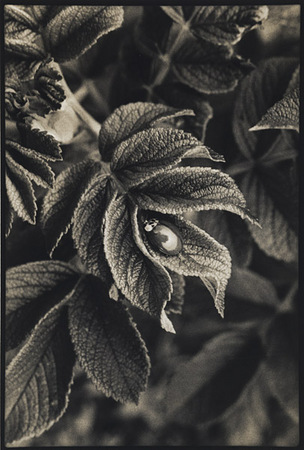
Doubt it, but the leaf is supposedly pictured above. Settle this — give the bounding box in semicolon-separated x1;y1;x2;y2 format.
164;331;253;419
5;6;46;60
172;37;254;94
155;84;214;142
6;140;54;188
68;275;150;403
34;59;66;111
43;6;124;62
72;172;111;282
240;170;298;263
41;160;101;256
112;128;217;186
5;192;14;238
233;57;298;159
5;164;36;225
161;6;268;45
189;210;253;267
226;266;279;309
133;211;231;317
18;122;62;161
99;102;195;162
133;166;258;224
103;195;172;318
5;301;75;444
166;271;185;315
250;87;299;133
6;261;80;351
262;314;299;423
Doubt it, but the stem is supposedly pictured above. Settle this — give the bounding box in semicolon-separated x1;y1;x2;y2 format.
56;63;101;138
146;21;190;100
225;160;255;177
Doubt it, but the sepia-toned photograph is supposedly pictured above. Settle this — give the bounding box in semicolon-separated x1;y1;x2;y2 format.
4;3;300;447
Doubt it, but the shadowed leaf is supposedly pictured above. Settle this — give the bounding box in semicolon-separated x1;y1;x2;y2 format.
41;160;101;256
68;276;150;403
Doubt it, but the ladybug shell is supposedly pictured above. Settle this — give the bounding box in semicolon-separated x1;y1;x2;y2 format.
145;220;183;256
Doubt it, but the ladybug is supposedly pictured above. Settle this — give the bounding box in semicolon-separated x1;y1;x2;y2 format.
143;218;183;256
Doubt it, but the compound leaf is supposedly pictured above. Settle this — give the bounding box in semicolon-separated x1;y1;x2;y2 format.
103;195;172;318
68;275;150;403
161;6;268;45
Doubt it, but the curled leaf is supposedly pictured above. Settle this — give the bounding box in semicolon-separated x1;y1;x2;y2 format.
103;195;172;318
133;210;232;318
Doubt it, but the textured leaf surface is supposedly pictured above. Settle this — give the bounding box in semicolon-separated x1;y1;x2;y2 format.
233;57;298;159
133;167;257;223
6;261;80;350
41;160;101;256
161;6;268;45
133;211;231;317
164;331;249;418
18;122;62;161
190;210;253;267
43;6;124;62
6;165;36;225
5;303;75;444
5;192;14;238
166;271;185;315
173;37;253;94
112;128;215;186
72;172;111;282
4;6;46;60
240;171;297;263
68;276;150;403
251;87;299;133
5;6;123;64
99;102;194;162
104;195;172;318
6;140;54;188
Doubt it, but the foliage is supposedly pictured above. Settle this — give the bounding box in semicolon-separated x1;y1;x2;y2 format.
4;4;299;446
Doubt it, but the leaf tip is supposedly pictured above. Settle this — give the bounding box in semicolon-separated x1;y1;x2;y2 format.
160;310;176;334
